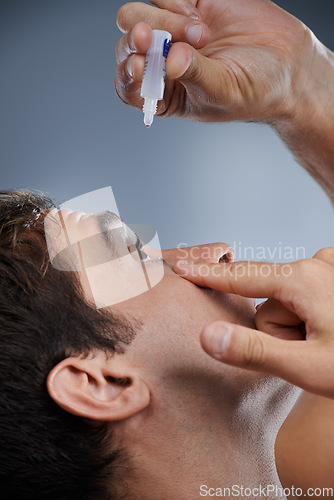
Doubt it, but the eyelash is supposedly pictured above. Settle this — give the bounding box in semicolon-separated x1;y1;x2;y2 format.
127;233;151;262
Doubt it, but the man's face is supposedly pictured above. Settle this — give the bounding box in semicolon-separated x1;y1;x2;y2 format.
46;208;269;403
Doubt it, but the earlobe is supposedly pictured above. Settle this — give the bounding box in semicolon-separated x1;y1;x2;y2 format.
47;353;150;422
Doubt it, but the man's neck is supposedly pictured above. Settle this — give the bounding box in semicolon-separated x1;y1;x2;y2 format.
213;379;300;499
125;377;300;499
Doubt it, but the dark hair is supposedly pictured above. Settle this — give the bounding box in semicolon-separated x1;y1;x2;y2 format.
0;190;136;499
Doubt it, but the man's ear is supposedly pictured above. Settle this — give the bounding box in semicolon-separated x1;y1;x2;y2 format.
46;350;150;421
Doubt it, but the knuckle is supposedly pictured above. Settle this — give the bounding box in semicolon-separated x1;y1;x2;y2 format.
158;81;187;118
241;332;265;368
254;300;276;333
116;5;126;32
114;65;134;103
115;33;134;65
313;247;334;265
254;312;267;333
293;258;319;281
116;3;132;33
184;54;202;82
151;0;186;8
115;38;123;63
114;77;128;106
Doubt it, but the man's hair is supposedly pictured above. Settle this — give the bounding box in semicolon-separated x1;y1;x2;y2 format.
0;190;136;500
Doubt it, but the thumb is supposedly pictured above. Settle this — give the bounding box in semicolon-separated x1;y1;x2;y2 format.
200;321;332;397
166;41;221;88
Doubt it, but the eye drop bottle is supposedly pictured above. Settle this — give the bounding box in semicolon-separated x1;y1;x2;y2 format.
140;30;172;128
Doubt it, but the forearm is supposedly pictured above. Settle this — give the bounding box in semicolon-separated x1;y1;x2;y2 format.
273;33;334;203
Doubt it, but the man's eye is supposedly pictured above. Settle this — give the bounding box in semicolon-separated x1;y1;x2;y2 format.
127;235;152;262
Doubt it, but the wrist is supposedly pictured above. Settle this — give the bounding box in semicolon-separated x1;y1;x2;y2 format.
270;29;334;201
274;28;334;132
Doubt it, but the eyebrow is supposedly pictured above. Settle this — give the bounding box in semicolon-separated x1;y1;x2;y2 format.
97;211;123;248
98;211;122;234
97;212;152;289
95;211;134;265
99;213;169;272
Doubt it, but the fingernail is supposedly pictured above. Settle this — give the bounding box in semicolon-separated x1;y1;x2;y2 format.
219;252;234;264
126;58;133;79
187;24;203;46
128;32;136;53
210;325;231;355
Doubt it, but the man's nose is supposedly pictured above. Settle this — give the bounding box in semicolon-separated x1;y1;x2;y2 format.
162;243;234;268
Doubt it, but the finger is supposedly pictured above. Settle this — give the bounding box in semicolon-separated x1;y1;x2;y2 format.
116;22;153;64
117;3;210;49
174;258;334;300
201;321;334;398
166;42;226;100
255;298;304;341
115;52;179;115
162;243;234;268
313;247;334;267
173;260;298;300
173;259;334;321
150;0;202;20
115;54;146;110
115;40;214;116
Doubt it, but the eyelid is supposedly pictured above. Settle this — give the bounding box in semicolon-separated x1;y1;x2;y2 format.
127;229;152;262
121;224;155;263
123;224;138;245
135;233;143;249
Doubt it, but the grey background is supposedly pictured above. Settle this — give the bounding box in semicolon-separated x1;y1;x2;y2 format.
1;0;334;259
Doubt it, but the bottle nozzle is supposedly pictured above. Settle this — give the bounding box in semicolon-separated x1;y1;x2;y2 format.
143;98;158;128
